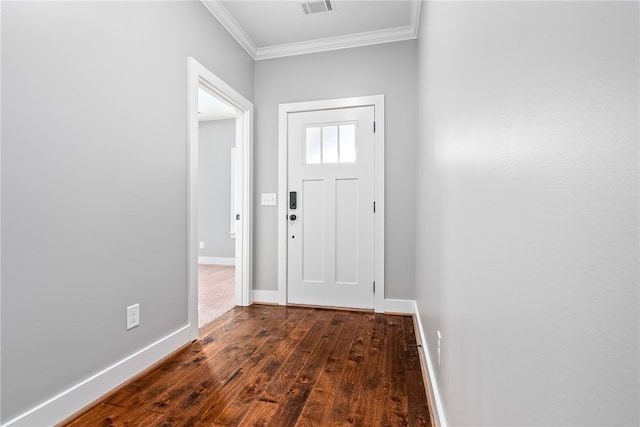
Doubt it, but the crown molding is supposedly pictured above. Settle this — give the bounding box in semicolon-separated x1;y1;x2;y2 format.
201;0;422;61
200;0;258;59
410;0;422;38
254;25;417;60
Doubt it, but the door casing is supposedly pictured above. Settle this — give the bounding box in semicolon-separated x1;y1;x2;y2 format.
188;57;254;338
278;95;385;313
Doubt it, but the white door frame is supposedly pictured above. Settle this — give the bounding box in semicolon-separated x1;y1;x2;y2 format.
278;95;385;313
187;57;253;337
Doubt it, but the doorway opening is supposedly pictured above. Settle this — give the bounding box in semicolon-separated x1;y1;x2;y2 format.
197;88;237;327
188;58;253;337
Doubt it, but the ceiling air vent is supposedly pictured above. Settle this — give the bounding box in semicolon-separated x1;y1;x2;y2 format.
301;0;334;15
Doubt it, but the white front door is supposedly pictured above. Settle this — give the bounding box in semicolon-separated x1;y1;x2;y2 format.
287;106;375;309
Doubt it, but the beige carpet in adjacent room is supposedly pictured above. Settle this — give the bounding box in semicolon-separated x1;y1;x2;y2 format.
198;264;235;328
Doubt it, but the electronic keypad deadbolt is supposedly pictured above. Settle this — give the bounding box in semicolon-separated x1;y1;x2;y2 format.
289;191;297;210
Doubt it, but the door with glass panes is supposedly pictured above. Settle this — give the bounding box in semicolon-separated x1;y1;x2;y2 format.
287;106;375;309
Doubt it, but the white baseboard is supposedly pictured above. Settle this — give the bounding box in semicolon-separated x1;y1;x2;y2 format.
413;301;447;427
248;296;416;313
1;326;194;427
249;296;417;312
384;298;415;314
252;290;280;305
198;256;235;266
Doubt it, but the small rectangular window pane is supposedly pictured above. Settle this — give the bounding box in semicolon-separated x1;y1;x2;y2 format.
339;124;356;163
306;127;321;164
322;126;338;163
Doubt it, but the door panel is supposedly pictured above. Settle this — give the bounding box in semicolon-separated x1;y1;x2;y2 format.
302;179;324;282
287;106;375;309
335;178;358;285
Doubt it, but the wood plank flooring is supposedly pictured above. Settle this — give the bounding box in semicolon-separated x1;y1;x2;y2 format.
62;305;431;427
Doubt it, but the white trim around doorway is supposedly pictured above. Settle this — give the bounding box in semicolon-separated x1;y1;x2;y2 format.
188;57;254;339
277;95;385;313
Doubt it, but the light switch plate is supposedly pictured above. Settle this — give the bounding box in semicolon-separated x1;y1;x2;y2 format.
261;193;277;206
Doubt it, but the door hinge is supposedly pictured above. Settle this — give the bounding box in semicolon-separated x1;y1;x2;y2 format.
373;281;376;293
373;121;376;133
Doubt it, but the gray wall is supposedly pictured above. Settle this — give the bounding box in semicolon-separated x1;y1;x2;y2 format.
198;119;236;259
415;2;639;425
253;41;417;299
1;1;253;422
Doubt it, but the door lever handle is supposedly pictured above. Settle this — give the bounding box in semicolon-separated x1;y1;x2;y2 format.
289;214;297;221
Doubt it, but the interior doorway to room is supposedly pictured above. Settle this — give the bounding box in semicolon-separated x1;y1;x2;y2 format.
188;57;253;337
197;87;238;328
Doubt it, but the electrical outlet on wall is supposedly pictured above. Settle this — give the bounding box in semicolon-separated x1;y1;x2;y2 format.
127;303;140;330
199;241;205;249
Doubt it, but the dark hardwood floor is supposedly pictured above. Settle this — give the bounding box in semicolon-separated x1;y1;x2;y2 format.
62;305;431;426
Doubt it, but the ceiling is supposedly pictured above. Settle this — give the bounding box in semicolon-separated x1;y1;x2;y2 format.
200;0;421;60
198;88;237;121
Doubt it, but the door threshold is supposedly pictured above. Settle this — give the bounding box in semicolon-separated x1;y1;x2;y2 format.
285;303;374;313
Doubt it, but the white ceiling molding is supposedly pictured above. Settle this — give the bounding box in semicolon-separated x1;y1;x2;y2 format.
200;0;422;61
255;25;417;60
200;0;258;58
409;0;422;38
